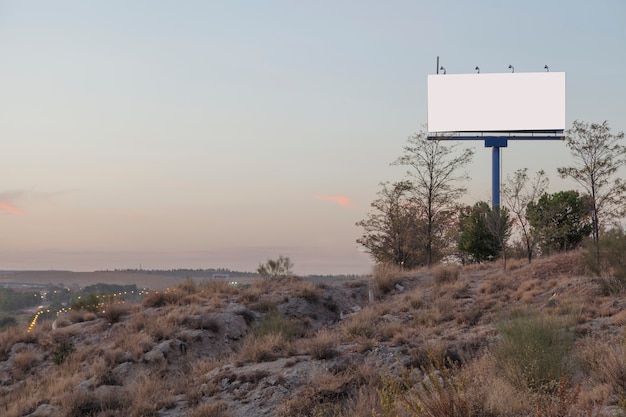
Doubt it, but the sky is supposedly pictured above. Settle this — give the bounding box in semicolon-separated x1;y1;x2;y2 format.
0;1;625;275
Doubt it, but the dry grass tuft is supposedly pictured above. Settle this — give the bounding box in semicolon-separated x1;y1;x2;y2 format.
372;263;402;295
236;333;289;364
433;264;461;285
306;328;338;360
190;400;234;417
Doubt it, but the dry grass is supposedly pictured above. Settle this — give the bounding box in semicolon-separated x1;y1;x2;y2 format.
341;306;381;341
305;328;338;360
190;401;234;417
3;250;626;416
101;302;132;323
236;333;291;364
372;263;403;295
433;264;461;285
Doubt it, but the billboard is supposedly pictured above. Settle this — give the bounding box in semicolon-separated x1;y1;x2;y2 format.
427;72;565;133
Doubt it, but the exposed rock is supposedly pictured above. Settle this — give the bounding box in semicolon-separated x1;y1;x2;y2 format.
24;404;60;417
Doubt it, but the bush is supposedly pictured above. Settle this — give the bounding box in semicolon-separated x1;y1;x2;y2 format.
52;339;75;365
257;255;294;279
493;310;575;393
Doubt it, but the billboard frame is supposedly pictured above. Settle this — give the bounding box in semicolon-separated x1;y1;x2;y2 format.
426;71;565;208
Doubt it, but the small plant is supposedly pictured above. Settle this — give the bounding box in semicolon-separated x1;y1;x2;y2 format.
52;339;75;365
257;255;294;279
494;309;575;393
253;308;296;341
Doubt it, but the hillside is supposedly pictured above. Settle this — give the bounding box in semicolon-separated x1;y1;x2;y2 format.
1;251;625;417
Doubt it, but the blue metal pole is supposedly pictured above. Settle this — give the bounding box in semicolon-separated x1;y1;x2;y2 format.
492;146;500;208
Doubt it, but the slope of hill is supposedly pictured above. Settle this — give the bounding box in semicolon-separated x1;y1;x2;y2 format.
1;250;624;416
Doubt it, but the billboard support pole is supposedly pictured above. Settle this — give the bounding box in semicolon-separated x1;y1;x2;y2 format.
492;146;500;208
484;137;508;209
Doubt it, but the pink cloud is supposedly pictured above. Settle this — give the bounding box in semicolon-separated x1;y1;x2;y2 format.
0;200;25;215
315;194;352;207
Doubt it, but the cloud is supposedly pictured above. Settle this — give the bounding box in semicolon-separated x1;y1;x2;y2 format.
0;190;27;215
314;194;352;207
0;200;25;215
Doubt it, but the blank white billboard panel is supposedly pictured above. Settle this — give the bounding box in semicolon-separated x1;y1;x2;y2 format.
427;72;565;133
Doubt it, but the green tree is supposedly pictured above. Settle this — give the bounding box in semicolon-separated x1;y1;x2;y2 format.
502;168;549;263
457;201;505;263
257;255;294;279
485;206;514;270
557;121;626;262
356;181;428;269
526;190;592;255
393;131;474;267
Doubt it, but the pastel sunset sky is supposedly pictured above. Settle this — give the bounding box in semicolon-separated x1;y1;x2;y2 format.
1;1;625;274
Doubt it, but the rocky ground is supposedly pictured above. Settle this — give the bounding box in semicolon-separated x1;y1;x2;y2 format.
2;251;626;416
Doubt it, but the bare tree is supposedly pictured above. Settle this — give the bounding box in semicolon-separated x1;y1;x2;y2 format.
393;131;474;267
356;181;427;269
502;168;549;263
557;121;626;263
257;256;294;279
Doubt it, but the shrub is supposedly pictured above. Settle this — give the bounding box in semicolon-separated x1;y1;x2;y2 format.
493;310;575;393
142;289;185;307
52;339;75;365
257;255;294;279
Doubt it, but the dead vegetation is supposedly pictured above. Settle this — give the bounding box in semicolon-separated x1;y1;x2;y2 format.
1;250;626;416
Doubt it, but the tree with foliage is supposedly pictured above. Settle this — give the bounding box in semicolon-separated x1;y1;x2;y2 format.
393;131;474;267
0;288;40;312
356;181;427;269
557;121;626;260
257;255;294;279
502;168;549;263
458;201;509;263
486;206;514;269
526;190;592;255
